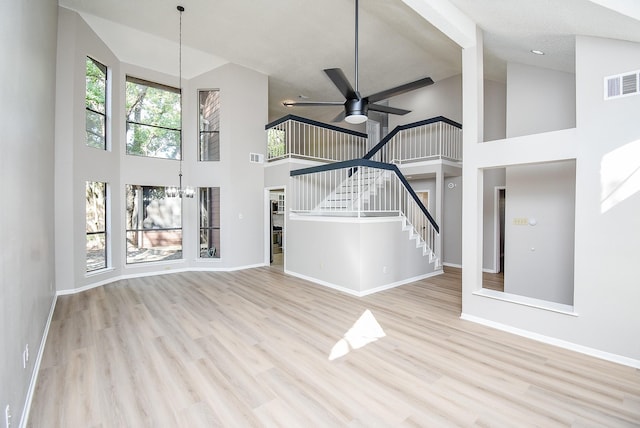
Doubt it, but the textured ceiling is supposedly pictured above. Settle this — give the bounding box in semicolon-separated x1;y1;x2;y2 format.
59;0;640;123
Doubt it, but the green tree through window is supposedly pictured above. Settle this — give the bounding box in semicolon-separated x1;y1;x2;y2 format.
126;77;181;159
86;57;107;149
86;181;107;271
199;187;220;258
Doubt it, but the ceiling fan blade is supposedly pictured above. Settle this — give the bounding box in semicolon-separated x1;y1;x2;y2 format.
324;68;358;99
366;77;434;103
283;100;344;107
368;103;411;115
331;110;346;122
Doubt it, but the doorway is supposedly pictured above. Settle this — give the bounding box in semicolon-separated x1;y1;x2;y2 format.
416;190;430;212
496;187;506;273
267;188;285;266
482;186;506;292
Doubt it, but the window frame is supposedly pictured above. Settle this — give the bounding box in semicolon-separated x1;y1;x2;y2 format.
86;181;108;272
85;57;108;150
198;187;221;259
125;184;183;265
198;88;221;162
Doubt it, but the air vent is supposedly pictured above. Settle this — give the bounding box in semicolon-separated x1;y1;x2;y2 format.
622;73;638;95
605;70;640;99
249;153;264;164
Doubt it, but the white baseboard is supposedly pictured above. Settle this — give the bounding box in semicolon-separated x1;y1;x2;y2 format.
460;313;640;369
284;269;443;297
442;262;462;269
57;263;269;296
359;270;443;296
442;263;499;274
20;294;57;428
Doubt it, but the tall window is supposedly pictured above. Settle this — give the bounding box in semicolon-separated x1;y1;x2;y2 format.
199;89;220;161
126;77;181;159
199;187;220;258
126;185;182;264
86;181;107;271
85;57;107;149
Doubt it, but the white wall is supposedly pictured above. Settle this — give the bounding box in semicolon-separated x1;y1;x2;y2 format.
504;161;576;305
1;0;58;424
506;63;576;138
462;36;640;364
287;217;438;295
484;79;506;142
443;175;463;266
55;9;268;292
389;74;463;127
56;8;122;291
572;36;640;360
189;63;268;269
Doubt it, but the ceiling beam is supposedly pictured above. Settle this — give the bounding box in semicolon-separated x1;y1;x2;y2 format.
586;0;640;21
401;0;477;48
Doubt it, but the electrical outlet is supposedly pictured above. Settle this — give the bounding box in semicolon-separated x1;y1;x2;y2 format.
5;404;11;428
25;344;29;364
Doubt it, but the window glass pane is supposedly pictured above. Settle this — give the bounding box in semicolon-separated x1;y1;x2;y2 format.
199;187;220;258
86;110;106;149
126;185;182;263
267;128;286;158
85;57;107;150
126;77;181;159
86;181;107;271
199;90;220;161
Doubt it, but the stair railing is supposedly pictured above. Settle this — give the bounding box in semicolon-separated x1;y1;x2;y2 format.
365;116;462;164
290;159;439;256
265;114;368;162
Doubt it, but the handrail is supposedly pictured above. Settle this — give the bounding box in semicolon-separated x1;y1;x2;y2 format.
290;158;438;233
265;114;368;138
363;115;462;160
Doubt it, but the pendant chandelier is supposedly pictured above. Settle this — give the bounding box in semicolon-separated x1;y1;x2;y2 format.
167;5;195;198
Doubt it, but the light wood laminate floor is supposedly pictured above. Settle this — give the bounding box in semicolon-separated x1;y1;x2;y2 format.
29;267;640;427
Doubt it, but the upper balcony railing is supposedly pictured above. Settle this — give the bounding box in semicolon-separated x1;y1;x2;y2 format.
266;114;462;165
365;116;462;164
266;115;368;162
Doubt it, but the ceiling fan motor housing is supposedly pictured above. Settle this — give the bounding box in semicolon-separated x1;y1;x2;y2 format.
345;97;368;116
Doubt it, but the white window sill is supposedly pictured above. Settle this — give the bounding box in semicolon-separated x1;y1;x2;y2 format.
473;288;577;316
85;267;115;278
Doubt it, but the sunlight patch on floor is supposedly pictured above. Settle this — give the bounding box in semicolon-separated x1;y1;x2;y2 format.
329;309;386;361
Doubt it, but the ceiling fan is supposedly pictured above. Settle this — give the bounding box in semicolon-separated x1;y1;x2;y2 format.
283;0;434;124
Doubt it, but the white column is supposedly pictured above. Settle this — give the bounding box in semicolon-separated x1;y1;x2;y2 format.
461;27;484;305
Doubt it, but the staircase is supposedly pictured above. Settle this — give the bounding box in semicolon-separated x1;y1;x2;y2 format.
316;168;393;214
401;215;439;265
292;160;439;267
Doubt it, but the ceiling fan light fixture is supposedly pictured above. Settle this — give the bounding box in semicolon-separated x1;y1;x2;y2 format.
344;97;367;123
345;113;368;124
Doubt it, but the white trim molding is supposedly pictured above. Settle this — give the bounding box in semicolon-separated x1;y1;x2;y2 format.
460;313;640;369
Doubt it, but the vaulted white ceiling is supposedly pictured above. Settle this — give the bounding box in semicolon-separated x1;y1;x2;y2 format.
59;0;640;123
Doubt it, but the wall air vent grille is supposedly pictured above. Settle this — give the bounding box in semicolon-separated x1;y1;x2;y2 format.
605;70;639;99
249;153;264;164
